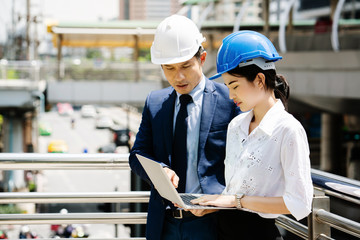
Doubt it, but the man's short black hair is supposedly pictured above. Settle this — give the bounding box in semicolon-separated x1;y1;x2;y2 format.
194;46;205;60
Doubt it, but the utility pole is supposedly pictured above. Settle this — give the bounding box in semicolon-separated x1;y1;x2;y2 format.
11;0;16;60
262;0;270;36
26;0;31;60
33;16;39;60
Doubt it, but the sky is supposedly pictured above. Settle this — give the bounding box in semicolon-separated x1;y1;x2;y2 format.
42;0;119;22
0;0;119;43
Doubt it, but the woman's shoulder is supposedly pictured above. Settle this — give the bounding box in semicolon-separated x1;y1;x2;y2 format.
277;111;307;135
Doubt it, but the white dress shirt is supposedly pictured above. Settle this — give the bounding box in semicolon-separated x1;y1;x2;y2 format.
173;75;205;193
223;100;313;221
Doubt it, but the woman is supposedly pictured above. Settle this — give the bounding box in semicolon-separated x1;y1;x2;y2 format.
190;31;313;239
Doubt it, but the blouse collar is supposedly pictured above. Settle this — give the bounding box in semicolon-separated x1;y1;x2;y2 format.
239;100;285;136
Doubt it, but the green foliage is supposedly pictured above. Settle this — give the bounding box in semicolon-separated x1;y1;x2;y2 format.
139;48;151;62
86;48;102;59
138;56;148;62
0;204;23;214
6;69;20;79
65;66;135;81
119;57;131;63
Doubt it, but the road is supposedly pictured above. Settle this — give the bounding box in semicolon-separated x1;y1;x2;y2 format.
7;109;133;239
39;110;113;154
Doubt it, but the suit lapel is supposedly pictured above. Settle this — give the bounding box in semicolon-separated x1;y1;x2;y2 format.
199;79;217;153
162;90;177;166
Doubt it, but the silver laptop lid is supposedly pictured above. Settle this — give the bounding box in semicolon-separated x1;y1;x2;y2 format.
136;154;187;208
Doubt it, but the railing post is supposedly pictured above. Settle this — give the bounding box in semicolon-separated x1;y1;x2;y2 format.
308;189;331;239
0;59;8;80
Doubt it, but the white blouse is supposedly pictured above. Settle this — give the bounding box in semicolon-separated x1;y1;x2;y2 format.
223;100;313;221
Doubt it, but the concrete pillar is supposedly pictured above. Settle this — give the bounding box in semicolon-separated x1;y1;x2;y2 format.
320;113;344;175
3;115;23;153
348;146;360;180
2;115;26;191
344;115;360;180
134;35;139;82
57;34;63;80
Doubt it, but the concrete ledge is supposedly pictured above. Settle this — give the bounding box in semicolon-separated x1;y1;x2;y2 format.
47;81;162;105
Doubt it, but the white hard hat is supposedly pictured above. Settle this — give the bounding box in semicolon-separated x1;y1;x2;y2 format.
151;15;206;65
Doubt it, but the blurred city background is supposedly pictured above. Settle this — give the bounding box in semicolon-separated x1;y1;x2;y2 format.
0;0;360;239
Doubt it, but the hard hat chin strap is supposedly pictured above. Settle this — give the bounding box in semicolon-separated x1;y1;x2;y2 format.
238;57;276;70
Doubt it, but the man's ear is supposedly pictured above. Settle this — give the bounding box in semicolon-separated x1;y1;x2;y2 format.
200;51;207;66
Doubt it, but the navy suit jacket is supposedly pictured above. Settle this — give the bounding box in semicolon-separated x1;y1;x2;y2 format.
129;78;240;240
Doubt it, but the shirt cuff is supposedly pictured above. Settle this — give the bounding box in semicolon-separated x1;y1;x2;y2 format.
283;195;312;221
160;162;170;168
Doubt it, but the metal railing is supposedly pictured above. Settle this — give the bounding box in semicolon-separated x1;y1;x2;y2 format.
0;60;41;82
1;153;360;240
0;212;147;225
316;209;360;238
310;169;360;239
0;191;150;204
0;153;130;170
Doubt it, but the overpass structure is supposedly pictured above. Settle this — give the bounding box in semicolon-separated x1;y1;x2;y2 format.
43;49;360;115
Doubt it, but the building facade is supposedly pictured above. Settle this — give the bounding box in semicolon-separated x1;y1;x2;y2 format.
119;0;181;20
211;0;263;23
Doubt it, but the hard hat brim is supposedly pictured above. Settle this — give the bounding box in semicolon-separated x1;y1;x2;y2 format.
150;44;200;65
151;54;195;65
209;57;279;80
209;73;221;80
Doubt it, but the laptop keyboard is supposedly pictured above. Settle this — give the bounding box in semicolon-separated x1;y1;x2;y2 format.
180;194;213;209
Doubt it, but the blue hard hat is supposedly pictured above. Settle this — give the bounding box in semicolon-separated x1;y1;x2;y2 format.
210;30;282;80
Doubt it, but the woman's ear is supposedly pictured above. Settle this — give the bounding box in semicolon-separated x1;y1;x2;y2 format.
256;73;266;89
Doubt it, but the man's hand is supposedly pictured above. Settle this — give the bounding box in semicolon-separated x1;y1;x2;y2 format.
189;209;218;217
163;167;179;189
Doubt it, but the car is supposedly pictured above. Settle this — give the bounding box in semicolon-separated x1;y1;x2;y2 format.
39;122;52;136
97;143;117;153
95;115;113;129
80;105;97;118
48;140;68;153
110;125;132;151
57;103;74;116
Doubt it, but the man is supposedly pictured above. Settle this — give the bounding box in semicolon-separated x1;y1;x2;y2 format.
129;15;240;240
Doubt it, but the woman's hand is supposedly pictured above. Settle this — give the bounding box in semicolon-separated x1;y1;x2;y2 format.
172;203;218;217
191;194;236;208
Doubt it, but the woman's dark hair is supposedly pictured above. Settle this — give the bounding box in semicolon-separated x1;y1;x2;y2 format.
228;64;290;109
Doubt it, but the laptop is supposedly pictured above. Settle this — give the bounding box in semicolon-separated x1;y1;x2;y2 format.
136;154;235;209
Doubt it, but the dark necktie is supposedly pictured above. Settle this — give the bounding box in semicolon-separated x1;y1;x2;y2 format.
172;94;192;193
